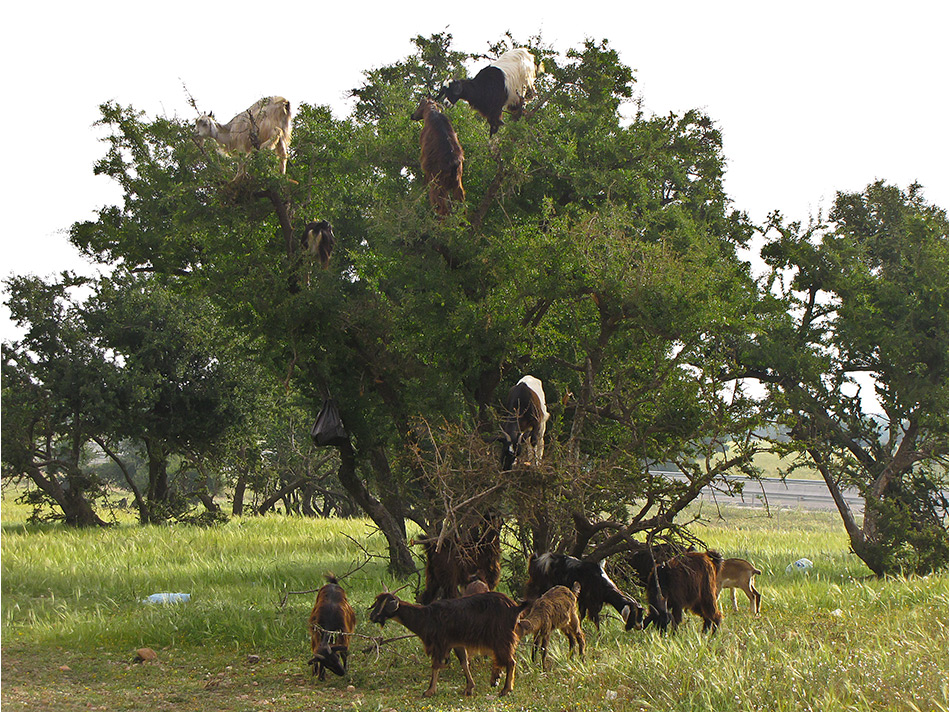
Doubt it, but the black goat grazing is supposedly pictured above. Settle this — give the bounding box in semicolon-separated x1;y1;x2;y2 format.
302;220;335;269
525;552;643;630
411;96;465;217
368;590;528;697
499;375;550;470
436;48;538;136
646;550;724;633
307;575;356;679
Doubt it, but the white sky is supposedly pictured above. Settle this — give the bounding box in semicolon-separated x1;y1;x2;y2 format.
1;0;947;343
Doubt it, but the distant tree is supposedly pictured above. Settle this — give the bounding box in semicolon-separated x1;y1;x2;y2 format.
2;272;267;525
2;275;113;526
746;182;948;575
82;274;268;523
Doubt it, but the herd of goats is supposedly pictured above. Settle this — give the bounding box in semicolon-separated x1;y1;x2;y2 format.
306;533;763;698
302;378;762;698
192;50;765;698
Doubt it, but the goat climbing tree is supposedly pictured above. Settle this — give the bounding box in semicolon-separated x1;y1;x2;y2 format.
6;33;943;579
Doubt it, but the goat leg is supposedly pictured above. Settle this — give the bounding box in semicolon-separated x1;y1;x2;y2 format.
455;647;476;696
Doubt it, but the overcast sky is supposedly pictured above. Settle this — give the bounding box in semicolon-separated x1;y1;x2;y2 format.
1;0;947;341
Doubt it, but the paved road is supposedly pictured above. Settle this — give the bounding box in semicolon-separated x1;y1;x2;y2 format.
657;473;865;514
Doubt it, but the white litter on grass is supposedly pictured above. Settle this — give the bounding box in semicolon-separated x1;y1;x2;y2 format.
831;608;844;617
605;690;618;701
143;592;191;604
785;558;813;574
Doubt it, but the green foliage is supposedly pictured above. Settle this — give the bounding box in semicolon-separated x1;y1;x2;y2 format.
754;181;949;575
3;33;945;573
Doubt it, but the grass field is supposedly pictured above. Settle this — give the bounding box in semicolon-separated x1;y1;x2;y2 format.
2;493;947;711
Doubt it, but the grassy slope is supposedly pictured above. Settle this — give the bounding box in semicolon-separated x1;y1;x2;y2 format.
2;497;947;711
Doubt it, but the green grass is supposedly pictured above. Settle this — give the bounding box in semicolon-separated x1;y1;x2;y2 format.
2;495;947;711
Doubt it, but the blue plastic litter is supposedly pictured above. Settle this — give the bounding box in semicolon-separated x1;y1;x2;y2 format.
143;592;191;604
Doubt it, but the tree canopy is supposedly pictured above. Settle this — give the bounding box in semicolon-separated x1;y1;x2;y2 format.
3;34;946;577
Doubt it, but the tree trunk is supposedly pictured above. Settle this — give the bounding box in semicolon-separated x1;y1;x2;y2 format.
144;440;170;523
258;477;308;515
370;446;407;539
26;465;107;527
336;440;417;575
232;471;247;516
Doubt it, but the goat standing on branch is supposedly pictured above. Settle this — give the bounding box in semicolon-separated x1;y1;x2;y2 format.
436;48;539;136
411;96;465;217
499;375;550;470
368;590;528;697
307;575;357;680
302;220;335;270
195;96;292;174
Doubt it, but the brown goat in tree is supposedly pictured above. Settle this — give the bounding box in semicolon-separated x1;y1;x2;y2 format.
515;584;585;671
307;575;356;680
411;96;465;217
646;550;724;633
368;590;528;697
716;558;762;613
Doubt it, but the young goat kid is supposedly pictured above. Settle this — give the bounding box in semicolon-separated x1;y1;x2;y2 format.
411;96;465;217
368;590;528;697
716;557;762;613
437;48;538;135
516;584;585;671
196;96;292;174
307;575;356;680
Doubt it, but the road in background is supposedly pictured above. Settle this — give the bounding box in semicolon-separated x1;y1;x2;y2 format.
658;473;865;514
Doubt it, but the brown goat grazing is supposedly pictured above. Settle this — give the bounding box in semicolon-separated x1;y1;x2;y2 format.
196;96;292;174
618;542;686;588
368;590;528;697
417;515;502;604
646;550;724;633
716;558;762;613
411;96;465;216
307;575;356;680
516;584;585;671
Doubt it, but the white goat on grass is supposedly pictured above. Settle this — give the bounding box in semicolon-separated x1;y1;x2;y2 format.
196;96;292;174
